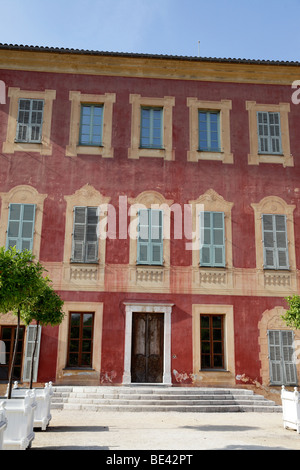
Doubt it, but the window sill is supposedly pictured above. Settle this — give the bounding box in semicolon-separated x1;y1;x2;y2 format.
188;149;233;164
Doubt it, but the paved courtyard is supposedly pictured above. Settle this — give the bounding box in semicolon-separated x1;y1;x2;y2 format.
29;409;300;451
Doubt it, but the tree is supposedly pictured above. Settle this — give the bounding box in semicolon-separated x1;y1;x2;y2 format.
282;295;300;330
0;247;47;398
22;281;64;389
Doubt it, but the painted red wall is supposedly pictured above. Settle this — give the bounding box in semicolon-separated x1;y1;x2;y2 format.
0;67;299;384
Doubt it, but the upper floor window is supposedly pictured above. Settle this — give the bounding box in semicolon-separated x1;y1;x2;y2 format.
72;206;99;263
199;111;221;152
140;107;163;149
200;211;225;267
6;203;36;251
16;99;44;143
187;98;233;164
257;112;282;155
246;101;292;167
79;104;103;146
129;94;175;161
66;91;115;158
262;214;289;270
2;87;56;155
137;208;163;265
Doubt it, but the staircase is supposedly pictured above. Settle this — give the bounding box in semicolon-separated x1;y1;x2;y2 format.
51;385;282;413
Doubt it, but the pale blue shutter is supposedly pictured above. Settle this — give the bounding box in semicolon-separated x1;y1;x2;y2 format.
257;112;282;154
6;203;35;251
137;209;150;264
268;330;297;386
200;211;225;267
198;111;221;152
262;214;289;269
137;209;163;265
140;107;163;149
79;105;103;146
72;207;98;263
150;209;163;264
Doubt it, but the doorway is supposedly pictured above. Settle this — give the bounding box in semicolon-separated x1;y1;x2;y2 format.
131;313;164;383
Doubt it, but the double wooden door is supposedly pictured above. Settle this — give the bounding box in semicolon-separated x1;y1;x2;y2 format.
131;313;164;383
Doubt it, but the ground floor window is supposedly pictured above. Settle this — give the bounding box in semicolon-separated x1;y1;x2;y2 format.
0;325;25;381
67;312;94;368
268;329;297;385
200;314;224;369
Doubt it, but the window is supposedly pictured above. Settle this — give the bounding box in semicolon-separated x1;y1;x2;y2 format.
0;326;25;381
246;101;292;166
79;104;103;146
200;211;225;267
6;203;36;251
187;98;232;163
22;325;41;382
16;99;44;143
66;91;116;158
262;214;289;269
140;107;163;149
268;330;297;385
257;112;282;155
129;94;175;160
2;87;56;155
200;314;224;369
199;111;221;152
137;209;163;265
67;312;94;368
71;207;99;263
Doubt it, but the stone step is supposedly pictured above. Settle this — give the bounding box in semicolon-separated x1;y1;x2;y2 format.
50;386;282;412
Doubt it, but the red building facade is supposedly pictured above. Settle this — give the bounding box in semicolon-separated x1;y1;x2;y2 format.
0;44;300;394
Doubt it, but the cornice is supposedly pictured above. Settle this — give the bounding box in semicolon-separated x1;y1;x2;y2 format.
0;46;299;85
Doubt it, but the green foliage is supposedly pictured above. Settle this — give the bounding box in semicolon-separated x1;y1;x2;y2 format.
282;295;300;330
0;246;46;317
22;281;64;327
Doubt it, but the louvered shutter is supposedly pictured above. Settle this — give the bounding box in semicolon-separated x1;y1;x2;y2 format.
200;211;225;267
151;209;163;264
6;203;36;251
137;209;163;265
72;207;98;263
257;111;281;154
262;214;289;269
140;107;163;149
268;330;283;385
268;330;297;386
22;325;41;382
282;331;297;385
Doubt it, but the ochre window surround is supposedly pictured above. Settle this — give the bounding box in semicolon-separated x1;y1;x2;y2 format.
128;94;175;160
192;304;235;385
3;87;56;155
246;101;293;166
251;196;296;271
187;98;233;164
66;91;116;158
0;185;47;259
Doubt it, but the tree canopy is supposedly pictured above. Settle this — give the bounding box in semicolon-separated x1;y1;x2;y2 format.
282;295;300;330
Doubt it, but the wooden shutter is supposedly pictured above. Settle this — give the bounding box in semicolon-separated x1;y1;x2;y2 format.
257;111;281;154
6;203;36;251
22;325;41;382
137;209;163;265
72;207;98;263
262;214;289;269
268;330;297;386
200;211;225;267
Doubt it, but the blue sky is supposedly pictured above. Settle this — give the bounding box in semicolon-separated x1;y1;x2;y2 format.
0;0;299;62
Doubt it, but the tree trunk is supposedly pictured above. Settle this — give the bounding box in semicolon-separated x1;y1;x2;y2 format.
7;308;20;399
29;321;39;389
